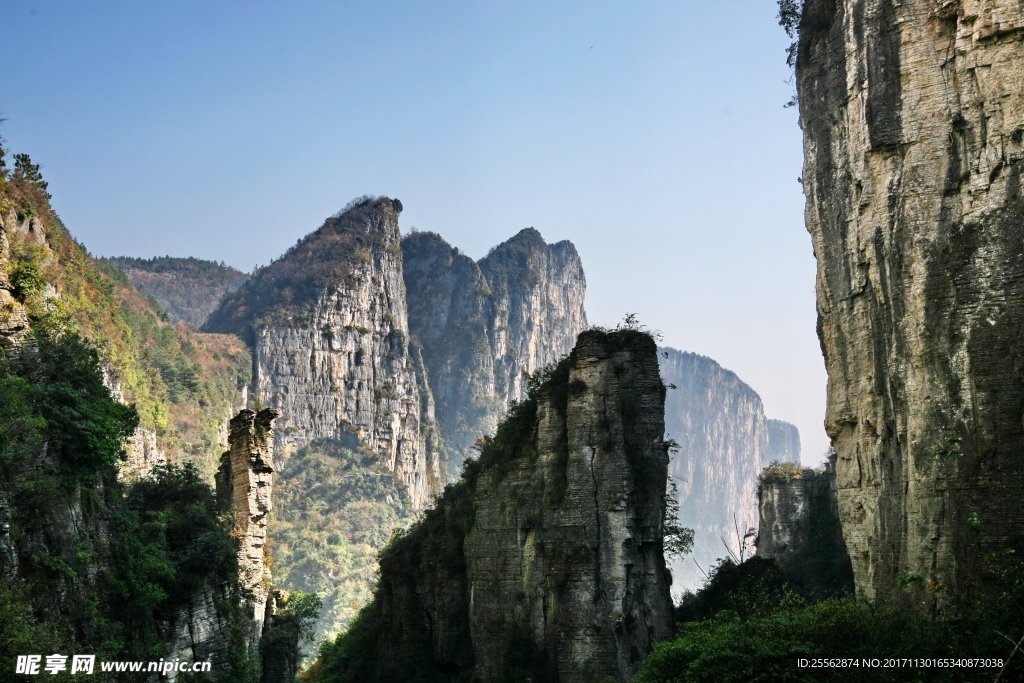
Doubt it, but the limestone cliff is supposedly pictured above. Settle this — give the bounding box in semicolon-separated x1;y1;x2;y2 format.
402;228;588;477
797;0;1024;611
658;347;800;590
207;197;440;509
756;457;854;598
313;330;673;683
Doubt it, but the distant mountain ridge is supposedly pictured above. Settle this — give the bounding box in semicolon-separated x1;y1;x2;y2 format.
104;255;247;329
402;227;587;476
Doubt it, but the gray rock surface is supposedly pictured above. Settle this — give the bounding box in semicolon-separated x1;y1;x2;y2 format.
358;330;673;682
659;347;799;590
215;408;279;643
797;0;1024;610
208;198;441;509
402;228;588;478
756;456;854;597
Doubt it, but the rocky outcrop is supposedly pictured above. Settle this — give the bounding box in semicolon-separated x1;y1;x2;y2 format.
658;347;800;590
797;0;1024;611
756;456;854;598
208;198;440;509
330;330;673;683
0;211;32;363
215;407;279;641
402;228;588;477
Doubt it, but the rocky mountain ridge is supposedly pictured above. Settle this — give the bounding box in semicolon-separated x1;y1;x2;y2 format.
402;227;588;476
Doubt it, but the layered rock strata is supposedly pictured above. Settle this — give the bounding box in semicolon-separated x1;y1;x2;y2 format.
659;347;800;590
402;228;587;476
756;456;854;598
350;330;673;682
797;0;1024;610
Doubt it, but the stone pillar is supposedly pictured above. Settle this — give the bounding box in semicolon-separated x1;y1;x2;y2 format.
216;407;279;642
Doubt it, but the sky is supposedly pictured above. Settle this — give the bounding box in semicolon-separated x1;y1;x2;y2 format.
0;1;828;464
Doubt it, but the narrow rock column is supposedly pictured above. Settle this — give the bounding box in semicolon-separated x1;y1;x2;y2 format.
217;407;279;641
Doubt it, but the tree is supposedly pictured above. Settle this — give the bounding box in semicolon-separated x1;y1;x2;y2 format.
13;153;50;198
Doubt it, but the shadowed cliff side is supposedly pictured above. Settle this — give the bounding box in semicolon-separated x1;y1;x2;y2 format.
797;0;1024;612
402;228;588;480
307;329;673;683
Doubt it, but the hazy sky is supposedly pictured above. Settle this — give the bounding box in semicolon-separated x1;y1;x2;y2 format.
0;1;827;463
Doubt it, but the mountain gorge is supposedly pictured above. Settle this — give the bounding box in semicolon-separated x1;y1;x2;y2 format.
659;348;800;590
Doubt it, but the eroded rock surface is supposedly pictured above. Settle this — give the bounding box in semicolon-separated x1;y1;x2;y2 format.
402;228;588;477
348;330;673;682
797;0;1024;610
756;457;854;598
209;198;441;509
215;407;279;641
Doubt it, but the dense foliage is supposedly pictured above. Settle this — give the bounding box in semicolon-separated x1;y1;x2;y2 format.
0;327;251;680
1;146;250;480
0;331;139;486
270;436;412;642
103;256;247;329
638;557;1024;683
204;196;403;339
1;140;258;681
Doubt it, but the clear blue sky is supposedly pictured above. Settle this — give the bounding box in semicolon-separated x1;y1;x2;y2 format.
0;1;827;463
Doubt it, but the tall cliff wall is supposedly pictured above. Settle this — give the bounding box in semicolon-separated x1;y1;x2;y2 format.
658;347;800;590
207;198;440;509
402;228;588;477
797;0;1024;610
756;457;854;598
314;330;673;683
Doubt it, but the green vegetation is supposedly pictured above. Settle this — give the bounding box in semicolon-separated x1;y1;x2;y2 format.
1;141;258;680
638;556;1024;682
102;256;247;329
0;330;139;486
270;436;413;642
2;147;251;481
0;325;253;681
205;196;404;339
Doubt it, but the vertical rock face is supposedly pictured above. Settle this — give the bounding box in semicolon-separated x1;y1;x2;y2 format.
0;213;32;362
345;330;673;682
208;198;440;509
402;228;588;476
797;0;1024;610
659;348;799;589
756;457;854;597
767;419;802;463
216;408;279;639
